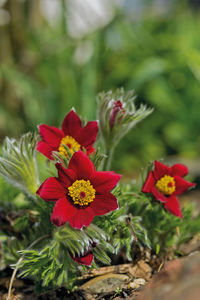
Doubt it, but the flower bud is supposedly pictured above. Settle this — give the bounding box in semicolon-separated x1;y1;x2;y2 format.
109;100;125;129
97;88;153;170
97;88;153;148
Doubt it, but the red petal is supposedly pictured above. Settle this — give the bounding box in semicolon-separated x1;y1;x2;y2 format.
153;161;170;180
164;195;183;219
38;124;63;148
171;164;188;177
50;197;77;227
68;151;95;180
174;176;196;195
90;171;121;194
61;110;82;139
142;171;155;193
78;121;99;148
36;141;55;160
152;186;167;203
91;193;118;216
36;177;66;201
69;207;94;229
72;253;93;266
56;163;77;187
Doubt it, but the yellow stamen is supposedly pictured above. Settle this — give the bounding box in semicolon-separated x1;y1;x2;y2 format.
59;135;80;157
68;180;96;206
156;175;176;195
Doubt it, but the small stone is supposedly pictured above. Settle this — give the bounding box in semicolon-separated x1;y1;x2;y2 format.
80;273;129;294
129;278;146;289
128;260;152;280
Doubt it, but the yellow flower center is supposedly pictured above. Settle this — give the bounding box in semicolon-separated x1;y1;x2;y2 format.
156;175;176;195
58;135;81;157
68;180;96;206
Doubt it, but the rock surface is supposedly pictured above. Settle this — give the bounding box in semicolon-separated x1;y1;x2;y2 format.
81;273;129;293
136;251;200;300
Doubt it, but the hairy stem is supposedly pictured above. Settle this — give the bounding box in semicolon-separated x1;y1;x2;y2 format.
7;234;50;300
104;146;115;171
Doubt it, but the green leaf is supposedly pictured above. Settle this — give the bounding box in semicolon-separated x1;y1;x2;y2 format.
0;133;39;197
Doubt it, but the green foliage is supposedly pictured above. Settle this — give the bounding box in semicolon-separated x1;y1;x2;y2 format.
0;133;39;196
13;212;31;232
93;180;200;260
94;186;151;261
1;204;52;266
89;148;107;171
17;224;113;288
0;176;21;209
115;181;200;255
18;242;72;288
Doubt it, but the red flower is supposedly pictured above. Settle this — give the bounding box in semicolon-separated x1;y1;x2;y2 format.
72;252;93;266
36;110;98;160
36;151;121;229
142;161;196;219
70;241;97;266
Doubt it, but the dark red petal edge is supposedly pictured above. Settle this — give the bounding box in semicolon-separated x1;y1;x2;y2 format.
77;121;99;148
38;124;63;147
142;171;155;193
68;151;95;180
174;176;196;195
68;207;94;229
36;141;54;160
153;161;171;180
61;110;82;139
91;193;118;216
55;163;77;187
72;253;93;266
164;195;183;219
171;164;188;177
151;186;167;203
36;177;66;201
91;171;121;194
50;197;77;227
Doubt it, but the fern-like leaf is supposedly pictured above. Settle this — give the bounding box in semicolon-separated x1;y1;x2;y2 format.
0;132;39;197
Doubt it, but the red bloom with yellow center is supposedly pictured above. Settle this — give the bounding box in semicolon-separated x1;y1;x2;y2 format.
36;151;121;229
36;110;98;160
142;161;196;218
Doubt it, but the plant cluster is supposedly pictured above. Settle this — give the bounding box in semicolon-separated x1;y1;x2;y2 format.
0;89;199;295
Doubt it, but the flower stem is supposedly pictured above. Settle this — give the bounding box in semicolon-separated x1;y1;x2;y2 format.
7;234;50;300
126;214;138;243
104;145;115;171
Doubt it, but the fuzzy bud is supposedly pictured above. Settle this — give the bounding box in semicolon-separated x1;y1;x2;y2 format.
109;100;125;129
97;88;153;170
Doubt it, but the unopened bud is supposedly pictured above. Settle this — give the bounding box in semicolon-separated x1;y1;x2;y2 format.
109;100;125;129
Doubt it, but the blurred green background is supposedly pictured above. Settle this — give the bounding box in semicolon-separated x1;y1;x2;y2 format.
0;0;200;174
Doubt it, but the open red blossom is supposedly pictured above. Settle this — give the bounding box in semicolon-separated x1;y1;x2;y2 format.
142;161;196;219
36;151;121;229
36;110;98;160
